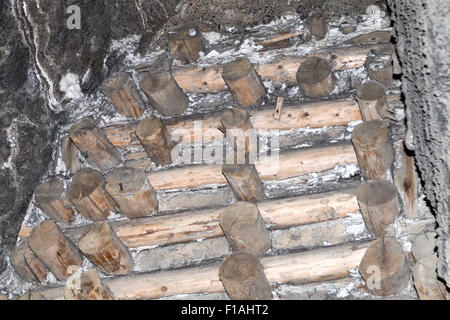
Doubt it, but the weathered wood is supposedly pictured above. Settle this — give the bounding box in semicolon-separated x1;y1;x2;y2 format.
256;30;304;49
139;72;188;116
222;58;266;107
351;120;393;180
346;31;392;45
16;292;45;300
104;167;158;218
220;202;271;255
356;82;389;121
136;117;173;165
365;52;394;88
222;164;265;201
360;237;411;296
356;180;400;237
28;220;82;281
34;177;75;224
296;56;336;98
220;108;255;160
102;72;145;118
10;240;48;283
68;169;117;221
64;269;115;300
78;222;133;276
394;145;418;219
168;26;204;64
219;252;272;300
273;97;284;120
306;12;328;40
61;135;81;175
69;117;121;171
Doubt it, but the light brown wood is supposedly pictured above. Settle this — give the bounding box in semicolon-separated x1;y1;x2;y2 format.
365;52;394;88
136;117;173;165
219;252;272;300
102;72;145;118
222;164;265;201
61;135;81;175
64;269;115;300
69;117;121;171
34;177;75;224
296;56;336;98
104;167;158;218
394;145;418;219
356;180;400;237
222;58;266;107
360;237;411;296
78;222;133;276
351;120;393;180
306;12;328;40
28;220;82;281
347;31;392;45
220;202;271;255
68;169;117;221
16;292;45;300
10;240;48;283
168;26;204;64
273;97;284;120
256;30;304;49
139;72;188;116
356;82;389;121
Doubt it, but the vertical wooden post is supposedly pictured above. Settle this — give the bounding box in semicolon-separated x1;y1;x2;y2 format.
351;120;393;180
296;56;336;98
61;135;81;175
306;11;328;40
168;26;204;64
219;252;272;300
273;97;284;120
136;117;173;165
220;201;271;255
222;58;266;107
139;72;188;116
365;52;394;88
64;269;115;300
105;167;158;218
356;82;391;121
78;222;133;276
356;180;400;237
102;72;145;118
222;164;265;201
360;237;411;296
394;145;418;219
28;220;82;281
34;177;75;225
10;240;48;283
68;169;117;221
69;117;121;171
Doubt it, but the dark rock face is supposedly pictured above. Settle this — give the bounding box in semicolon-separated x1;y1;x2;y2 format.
388;0;450;285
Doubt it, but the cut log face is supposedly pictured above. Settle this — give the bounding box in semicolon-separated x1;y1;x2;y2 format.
222;58;266;107
359;237;411;296
61;135;81;175
104;167;158;219
365;53;394;88
34;177;75;225
306;12;328;39
69;117;121;171
68;169;117;221
296;56;336;98
102;72;145;118
136;117;173;165
356;82;390;121
10;240;49;284
168;26;204;64
28;220;82;281
139;72;188;116
351;120;393;180
64;269;115;300
220;202;271;255
78;222;133;276
222;164;265;201
356;180;400;237
219;252;272;300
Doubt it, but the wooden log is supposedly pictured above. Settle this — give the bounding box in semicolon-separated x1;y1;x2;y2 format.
168;26;204;64
256;30;304;49
296;56;336;98
16;292;45;300
222;58;266;107
222;164;265;201
64;269;115;300
220;202;271;255
136;117;173;165
10;240;48;283
394;145;418;219
356;82;390;121
139;72;188;116
346;31;392;45
273;97;284;120
34;177;75;225
78;222;133;276
219;252;272;300
61;135;80;175
306;12;328;40
104;167;158;218
365;52;394;88
359;237;411;296
69;117;121;171
101;72;145;118
356;180;400;237
28;220;82;281
351;120;393;180
67;169;117;221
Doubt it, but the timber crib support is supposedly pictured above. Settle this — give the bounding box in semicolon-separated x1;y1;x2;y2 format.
11;240;48;284
356;82;391;121
65;269;116;300
136;116;173;165
296;56;336;98
168;26;204;64
222;164;265;201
